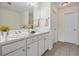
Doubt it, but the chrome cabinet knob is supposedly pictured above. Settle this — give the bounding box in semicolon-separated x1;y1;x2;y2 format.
22;49;25;51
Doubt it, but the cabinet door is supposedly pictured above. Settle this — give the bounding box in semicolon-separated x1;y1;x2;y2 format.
6;48;26;56
27;42;38;56
44;37;49;51
38;39;44;56
2;40;26;55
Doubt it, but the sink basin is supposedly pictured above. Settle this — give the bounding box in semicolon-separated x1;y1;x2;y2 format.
7;32;29;40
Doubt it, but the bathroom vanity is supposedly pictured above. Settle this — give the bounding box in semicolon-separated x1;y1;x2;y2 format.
26;32;49;56
0;29;49;56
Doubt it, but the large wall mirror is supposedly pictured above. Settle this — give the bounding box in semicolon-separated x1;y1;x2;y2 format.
0;2;50;30
0;2;33;29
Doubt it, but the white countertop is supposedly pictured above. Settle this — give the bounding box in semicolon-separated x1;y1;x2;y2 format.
0;28;50;45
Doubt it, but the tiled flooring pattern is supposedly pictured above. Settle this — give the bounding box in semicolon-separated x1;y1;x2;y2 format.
43;42;79;56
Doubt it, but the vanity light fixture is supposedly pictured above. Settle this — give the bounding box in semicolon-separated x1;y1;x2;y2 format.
7;2;12;5
26;2;38;7
59;2;70;7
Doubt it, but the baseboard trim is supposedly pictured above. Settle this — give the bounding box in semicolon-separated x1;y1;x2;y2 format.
42;49;48;56
55;40;79;46
75;43;79;46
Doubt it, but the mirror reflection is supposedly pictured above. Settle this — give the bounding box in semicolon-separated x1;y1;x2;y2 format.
0;2;50;29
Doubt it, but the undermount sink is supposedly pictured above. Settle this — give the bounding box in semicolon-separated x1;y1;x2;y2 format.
7;34;26;40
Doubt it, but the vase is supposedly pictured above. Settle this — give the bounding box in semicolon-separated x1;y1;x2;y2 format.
1;32;8;42
0;31;2;42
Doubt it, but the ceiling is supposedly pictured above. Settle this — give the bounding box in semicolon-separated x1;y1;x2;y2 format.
0;2;39;12
0;2;79;12
56;2;79;8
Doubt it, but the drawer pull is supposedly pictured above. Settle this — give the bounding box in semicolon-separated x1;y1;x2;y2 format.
22;49;25;52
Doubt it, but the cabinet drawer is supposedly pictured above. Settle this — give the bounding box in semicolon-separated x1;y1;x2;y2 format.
2;40;25;55
27;37;38;44
6;47;26;56
44;34;49;39
44;34;49;37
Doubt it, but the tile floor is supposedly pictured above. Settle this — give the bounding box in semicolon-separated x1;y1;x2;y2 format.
43;41;79;56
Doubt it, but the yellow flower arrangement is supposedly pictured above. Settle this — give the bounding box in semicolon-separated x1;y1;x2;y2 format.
19;24;33;29
0;25;10;32
19;24;26;28
26;24;33;29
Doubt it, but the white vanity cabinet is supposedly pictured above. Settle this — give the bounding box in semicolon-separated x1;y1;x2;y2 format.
26;32;49;56
26;36;38;56
38;33;49;56
1;39;26;56
0;32;49;56
27;42;38;56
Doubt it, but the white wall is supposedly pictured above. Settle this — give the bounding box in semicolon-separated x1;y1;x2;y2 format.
52;3;58;43
48;3;58;49
0;8;22;29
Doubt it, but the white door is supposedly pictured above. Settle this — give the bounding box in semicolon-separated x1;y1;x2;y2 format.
64;12;77;44
27;42;38;56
